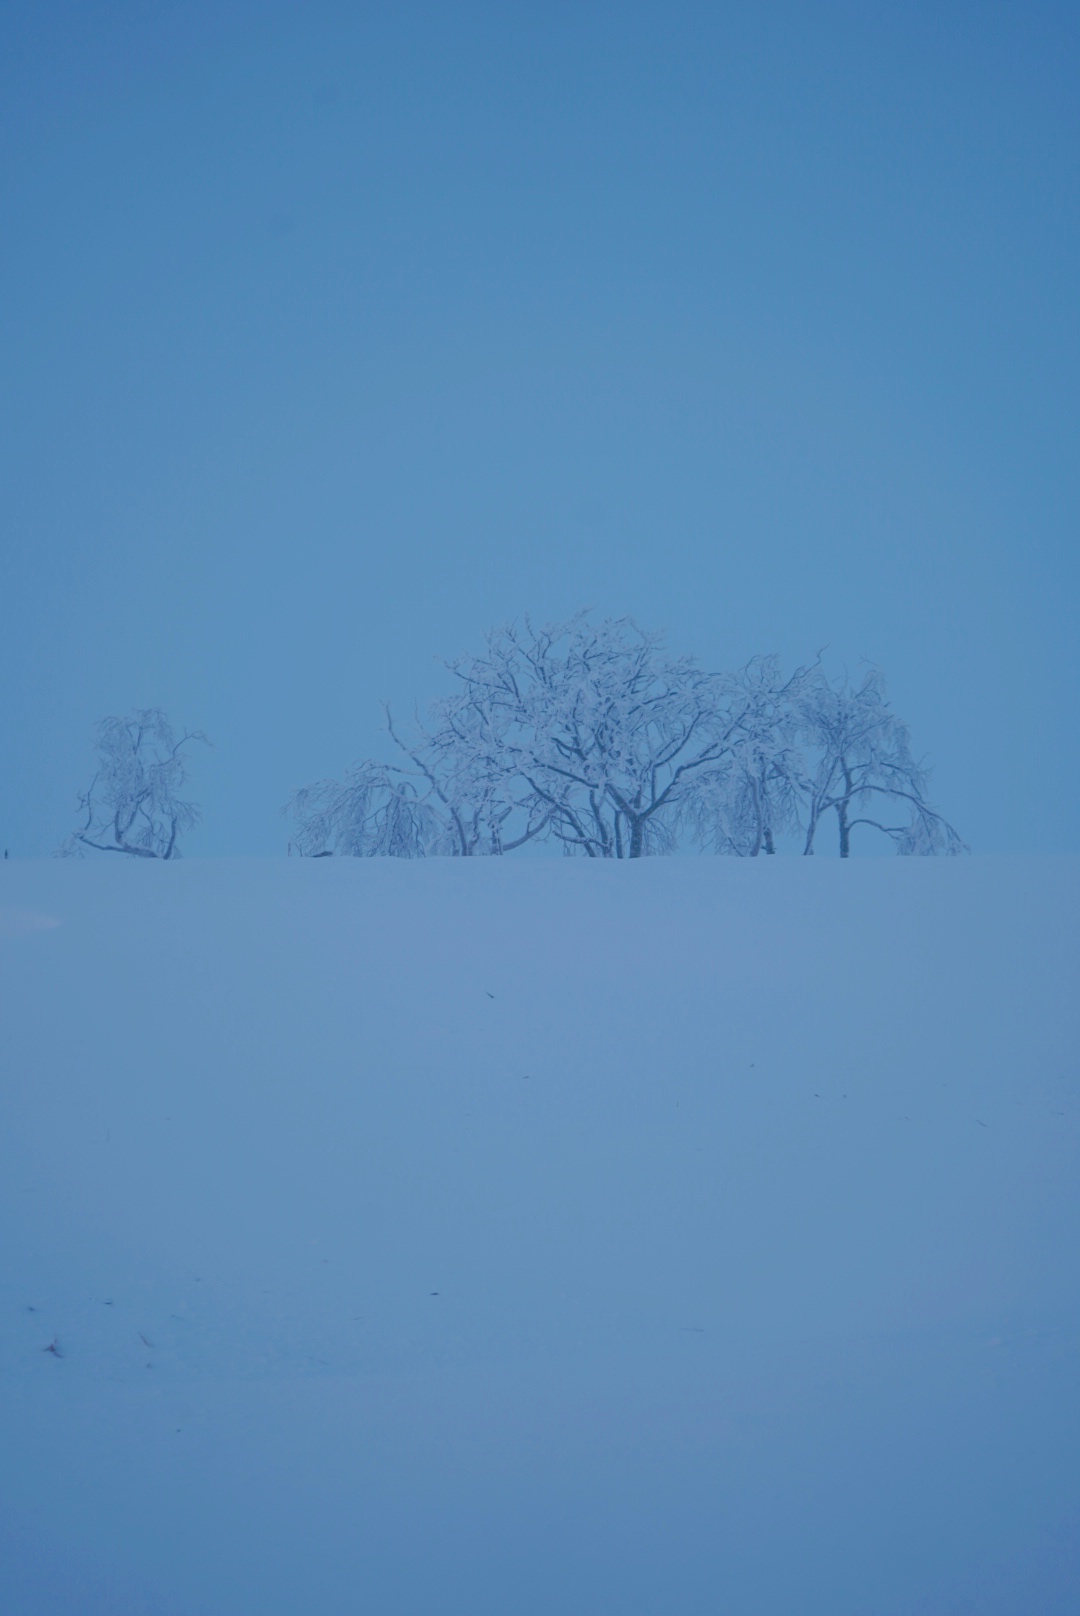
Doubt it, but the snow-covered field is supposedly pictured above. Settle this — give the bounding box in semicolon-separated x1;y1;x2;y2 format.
1;855;1077;1615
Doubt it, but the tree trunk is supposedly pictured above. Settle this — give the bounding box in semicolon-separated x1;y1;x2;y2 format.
628;818;645;858
837;760;854;857
837;801;851;858
748;778;763;857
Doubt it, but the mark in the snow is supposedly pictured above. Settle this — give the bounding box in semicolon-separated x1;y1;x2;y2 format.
0;908;61;938
43;1336;62;1357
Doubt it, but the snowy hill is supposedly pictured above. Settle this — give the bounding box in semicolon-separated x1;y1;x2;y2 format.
1;856;1078;1615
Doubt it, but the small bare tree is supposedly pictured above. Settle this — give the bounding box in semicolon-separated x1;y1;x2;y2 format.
286;758;453;858
62;709;210;859
285;705;549;858
797;668;965;857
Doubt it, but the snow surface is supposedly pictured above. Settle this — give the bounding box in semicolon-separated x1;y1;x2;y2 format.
1;855;1078;1615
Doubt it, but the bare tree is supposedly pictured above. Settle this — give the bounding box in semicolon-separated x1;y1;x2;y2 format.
284;705;548;858
797;667;965;857
286;759;450;858
682;656;811;856
432;614;752;858
62;709;210;859
384;705;550;856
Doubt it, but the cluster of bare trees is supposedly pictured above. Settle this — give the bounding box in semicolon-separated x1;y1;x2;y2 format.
60;617;963;861
287;615;965;860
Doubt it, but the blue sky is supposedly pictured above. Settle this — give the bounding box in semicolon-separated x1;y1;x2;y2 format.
2;1;1078;855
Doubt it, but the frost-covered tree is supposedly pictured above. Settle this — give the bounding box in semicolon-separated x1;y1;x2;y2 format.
285;705;549;858
431;614;760;858
286;760;450;858
796;667;965;857
385;703;553;856
288;617;964;860
682;656;810;856
62;709;210;859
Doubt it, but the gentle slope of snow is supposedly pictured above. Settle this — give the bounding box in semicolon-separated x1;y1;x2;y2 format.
1;855;1078;1614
